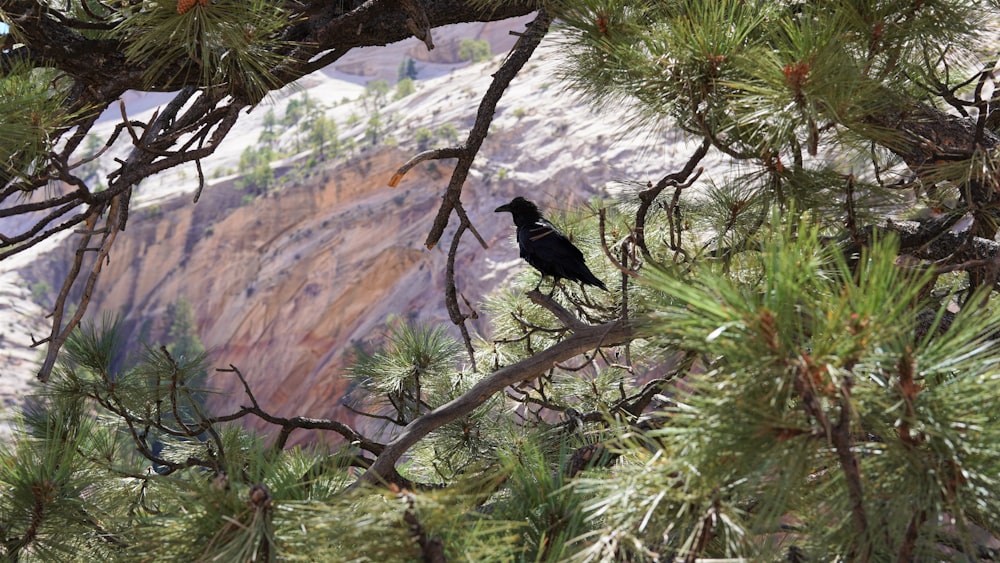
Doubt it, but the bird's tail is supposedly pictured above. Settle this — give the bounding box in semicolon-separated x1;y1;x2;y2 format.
583;271;608;291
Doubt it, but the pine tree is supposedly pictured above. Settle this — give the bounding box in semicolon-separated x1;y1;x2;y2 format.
4;0;1000;561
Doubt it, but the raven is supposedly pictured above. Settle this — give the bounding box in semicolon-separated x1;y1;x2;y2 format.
495;197;608;292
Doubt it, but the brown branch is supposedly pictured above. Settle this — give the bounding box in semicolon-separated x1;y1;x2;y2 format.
793;355;869;560
635;138;710;257
526;289;587;331
831;376;870;561
685;498;720;563
898;509;927;563
213;365;384;454
423;8;552;250
355;316;641;488
399;0;434;51
402;494;447;562
617;353;694;416
563;442;618;478
845;174;860;243
389;147;464;187
599;207;639;279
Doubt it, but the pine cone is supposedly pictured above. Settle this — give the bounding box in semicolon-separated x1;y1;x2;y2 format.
177;0;208;15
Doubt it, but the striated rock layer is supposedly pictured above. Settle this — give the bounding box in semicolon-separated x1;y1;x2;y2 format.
13;21;713;442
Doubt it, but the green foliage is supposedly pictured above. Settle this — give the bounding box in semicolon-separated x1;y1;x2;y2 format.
602;218;1000;560
10;0;1000;560
112;0;292;100
0;398;125;562
0;63;73;186
7;211;1000;559
458;38;492;63
435;123;460;144
414;126;434;150
365;111;384;146
28;280;51;307
236;144;275;193
306;113;340;159
363;79;391;113
490;443;598;562
348;320;464;426
259;108;280;148
165;297;208;393
283;93;318;126
553;0;982;155
397;57;418;81
393;77;416;100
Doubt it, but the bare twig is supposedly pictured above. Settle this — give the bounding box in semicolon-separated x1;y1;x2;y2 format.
37;200;120;381
445;221;478;367
598;207;639;278
213;365;385;454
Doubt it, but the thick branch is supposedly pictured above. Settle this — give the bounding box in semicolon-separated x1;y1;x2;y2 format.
357;316;640;486
3;2;537;95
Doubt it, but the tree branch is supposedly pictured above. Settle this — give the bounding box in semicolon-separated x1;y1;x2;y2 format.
423;7;552;250
635;138;710;258
356;316;640;487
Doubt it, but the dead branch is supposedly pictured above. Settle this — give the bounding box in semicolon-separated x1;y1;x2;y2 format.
423;8;553;250
598;207;640;278
635;138;710;257
389;147;464;187
408;10;552;366
213;365;385;454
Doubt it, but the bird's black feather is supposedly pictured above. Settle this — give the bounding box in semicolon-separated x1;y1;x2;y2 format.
495;197;608;291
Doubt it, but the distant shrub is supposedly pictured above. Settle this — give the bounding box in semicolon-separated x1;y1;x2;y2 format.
236;145;275;193
458;38;491;63
435;123;459;144
414;127;434;150
394;78;415;100
398;58;418;81
29;281;51;305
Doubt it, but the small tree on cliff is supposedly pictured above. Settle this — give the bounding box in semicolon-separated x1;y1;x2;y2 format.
3;0;1000;561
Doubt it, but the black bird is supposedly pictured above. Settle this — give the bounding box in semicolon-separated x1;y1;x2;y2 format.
495;197;608;292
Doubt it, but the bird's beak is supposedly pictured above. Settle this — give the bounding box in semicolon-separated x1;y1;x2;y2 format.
494;204;510;213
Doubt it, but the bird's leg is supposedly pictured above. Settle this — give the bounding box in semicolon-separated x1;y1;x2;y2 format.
548;278;560;297
533;276;544;292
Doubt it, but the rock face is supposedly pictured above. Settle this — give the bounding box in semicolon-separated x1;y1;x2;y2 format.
12;21;716;442
332;16;529;79
62;148;468;430
24;144;601;440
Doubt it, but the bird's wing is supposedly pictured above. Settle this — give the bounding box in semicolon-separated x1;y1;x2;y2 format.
517;219;588;276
